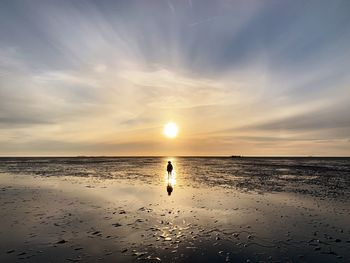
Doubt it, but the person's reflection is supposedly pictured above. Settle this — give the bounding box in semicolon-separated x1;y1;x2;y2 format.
166;181;173;196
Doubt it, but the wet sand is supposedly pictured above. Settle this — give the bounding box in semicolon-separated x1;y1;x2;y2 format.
0;170;349;263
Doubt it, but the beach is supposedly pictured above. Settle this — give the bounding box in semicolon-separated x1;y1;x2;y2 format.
0;157;349;262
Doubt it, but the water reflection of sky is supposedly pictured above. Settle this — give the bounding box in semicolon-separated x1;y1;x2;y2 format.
0;157;349;196
1;164;350;263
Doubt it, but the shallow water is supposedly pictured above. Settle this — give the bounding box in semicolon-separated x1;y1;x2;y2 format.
0;157;349;197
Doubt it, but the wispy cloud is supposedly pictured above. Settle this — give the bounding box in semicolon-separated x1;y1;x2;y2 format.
0;0;349;155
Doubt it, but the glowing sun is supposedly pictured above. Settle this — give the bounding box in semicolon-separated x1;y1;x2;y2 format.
163;122;178;138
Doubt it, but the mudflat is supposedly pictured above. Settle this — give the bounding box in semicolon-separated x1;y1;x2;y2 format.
0;157;349;262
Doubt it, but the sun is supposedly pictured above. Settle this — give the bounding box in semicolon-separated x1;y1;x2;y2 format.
163;122;178;138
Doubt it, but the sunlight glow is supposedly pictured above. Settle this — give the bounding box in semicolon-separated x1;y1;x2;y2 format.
163;122;178;138
165;170;176;186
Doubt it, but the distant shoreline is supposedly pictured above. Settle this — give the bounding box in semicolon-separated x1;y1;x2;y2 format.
0;156;349;158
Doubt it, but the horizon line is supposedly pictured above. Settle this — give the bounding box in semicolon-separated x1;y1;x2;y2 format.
0;155;349;158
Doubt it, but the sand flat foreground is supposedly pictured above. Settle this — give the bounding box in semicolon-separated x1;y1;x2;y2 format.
0;170;349;263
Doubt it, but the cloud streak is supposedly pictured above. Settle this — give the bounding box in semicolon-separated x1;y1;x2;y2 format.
0;0;349;156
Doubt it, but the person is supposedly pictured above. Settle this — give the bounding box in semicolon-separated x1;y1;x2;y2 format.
167;161;173;176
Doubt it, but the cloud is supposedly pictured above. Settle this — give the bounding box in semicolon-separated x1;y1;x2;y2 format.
240;101;350;135
0;0;349;155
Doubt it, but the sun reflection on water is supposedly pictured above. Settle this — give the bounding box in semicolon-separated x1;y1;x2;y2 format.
165;171;176;186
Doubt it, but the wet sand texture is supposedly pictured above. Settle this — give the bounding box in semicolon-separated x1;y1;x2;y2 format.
0;157;349;262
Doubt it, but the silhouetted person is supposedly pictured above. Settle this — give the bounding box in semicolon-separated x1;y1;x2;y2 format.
167;161;173;176
167;183;173;196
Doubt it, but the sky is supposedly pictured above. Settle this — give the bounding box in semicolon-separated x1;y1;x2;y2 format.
0;0;349;156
